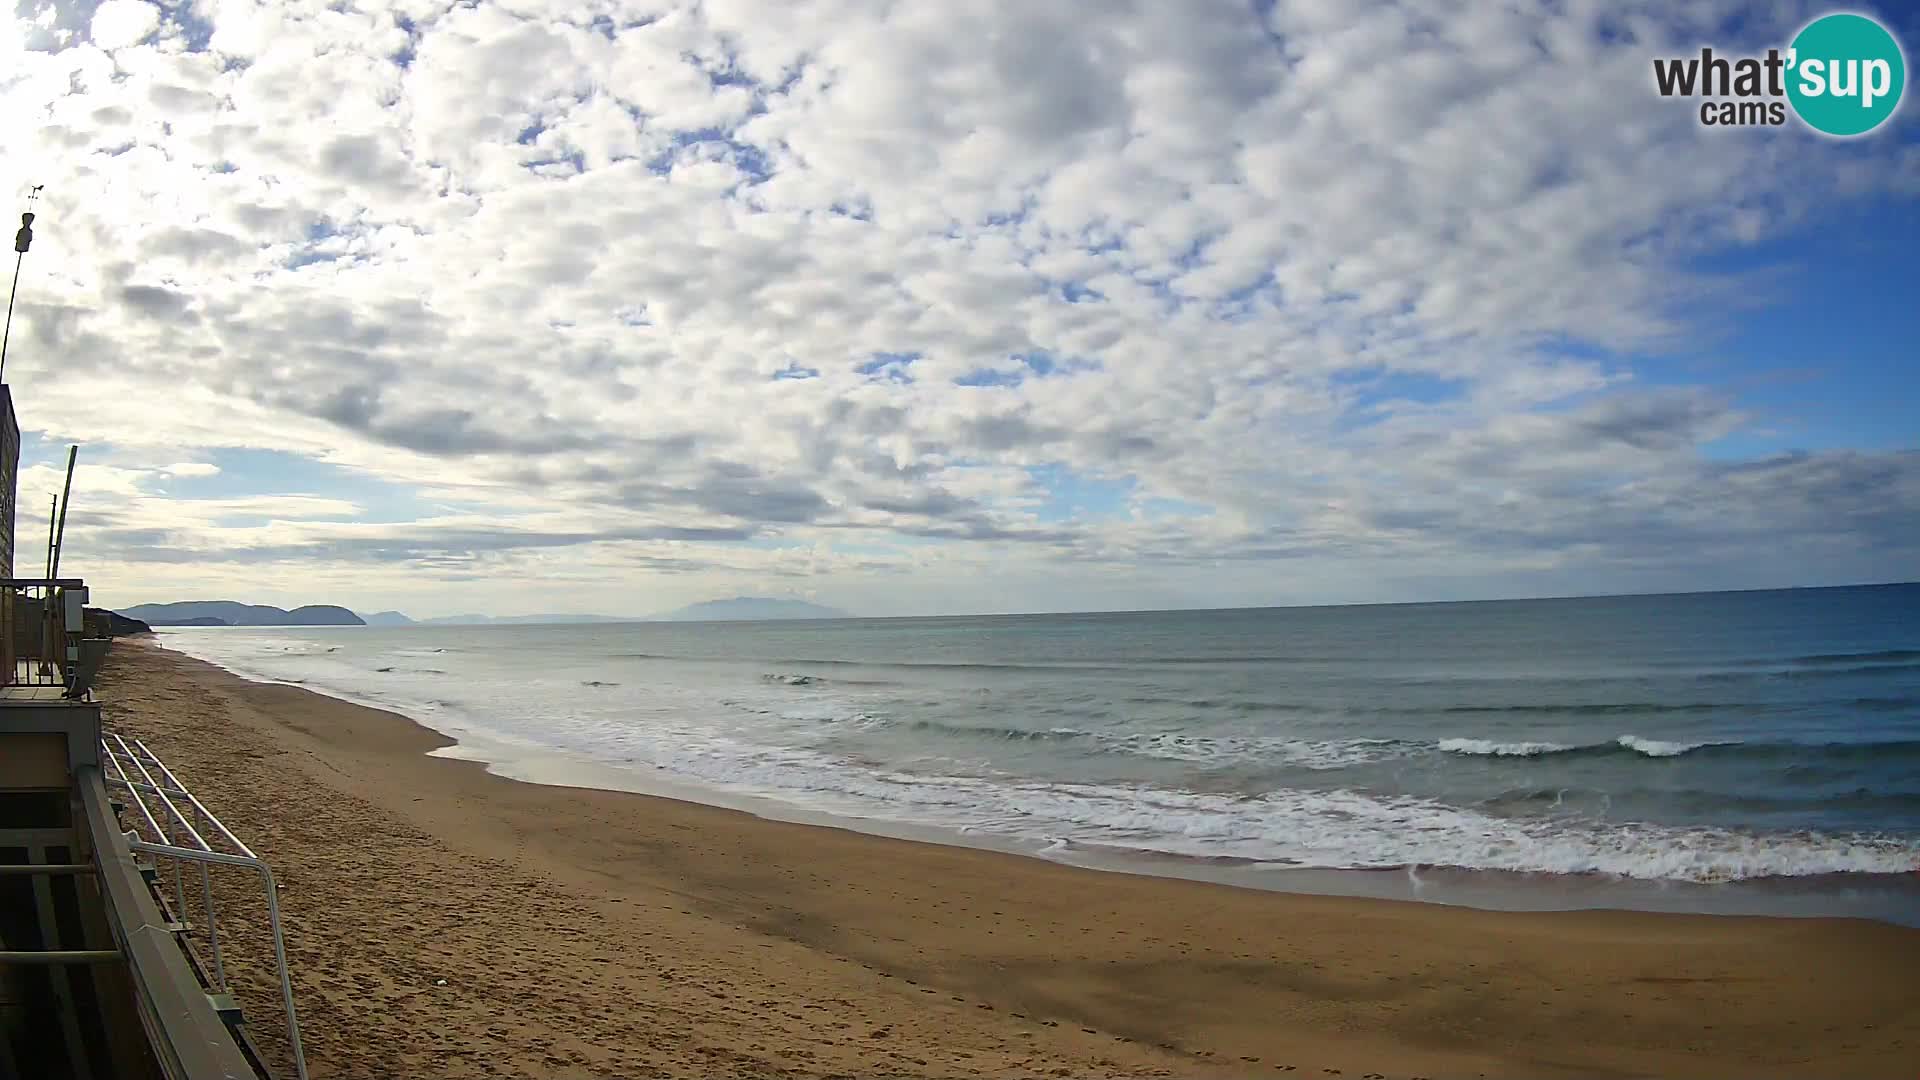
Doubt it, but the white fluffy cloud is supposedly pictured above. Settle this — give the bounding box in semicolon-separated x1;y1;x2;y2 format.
159;462;220;478
0;0;1911;616
87;1;160;51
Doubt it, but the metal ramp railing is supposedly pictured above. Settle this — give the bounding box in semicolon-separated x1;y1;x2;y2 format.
100;732;309;1080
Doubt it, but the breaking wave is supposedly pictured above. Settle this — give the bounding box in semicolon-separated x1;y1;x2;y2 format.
561;737;1920;882
1439;736;1920;761
153;612;1920;888
1438;735;1719;758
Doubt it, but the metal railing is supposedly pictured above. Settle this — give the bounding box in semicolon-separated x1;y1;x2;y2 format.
101;732;308;1080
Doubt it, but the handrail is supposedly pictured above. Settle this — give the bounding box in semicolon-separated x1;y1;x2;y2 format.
125;840;307;1080
104;733;190;932
133;737;259;859
101;733;309;1080
75;767;261;1080
111;734;211;851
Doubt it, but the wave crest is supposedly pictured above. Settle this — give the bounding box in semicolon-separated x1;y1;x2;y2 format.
1438;738;1579;757
1440;736;1920;761
1440;735;1722;758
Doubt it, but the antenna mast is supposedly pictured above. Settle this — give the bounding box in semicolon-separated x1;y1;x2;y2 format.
1;185;42;385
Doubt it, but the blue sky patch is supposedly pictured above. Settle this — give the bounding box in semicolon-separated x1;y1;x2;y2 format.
956;352;1101;387
1027;465;1136;523
392;14;419;67
1133;496;1214;520
857;352;918;382
1662;190;1917;457
651;128;774;184
1332;368;1470;430
166;448;443;523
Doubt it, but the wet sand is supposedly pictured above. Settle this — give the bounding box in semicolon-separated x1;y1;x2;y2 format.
98;638;1920;1079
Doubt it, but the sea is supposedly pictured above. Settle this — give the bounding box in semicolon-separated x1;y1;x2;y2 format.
157;583;1920;923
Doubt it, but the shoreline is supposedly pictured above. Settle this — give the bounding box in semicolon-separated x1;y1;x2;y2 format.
434;718;1920;928
100;637;1920;1079
162;633;1920;928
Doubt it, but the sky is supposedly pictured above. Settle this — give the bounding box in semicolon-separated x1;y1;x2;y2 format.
0;0;1914;619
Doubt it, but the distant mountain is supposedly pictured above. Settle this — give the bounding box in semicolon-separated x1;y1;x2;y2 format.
352;603;848;626
117;601;366;627
404;613;634;626
413;613;492;626
490;613;633;625
287;605;362;625
85;608;151;636
655;597;849;622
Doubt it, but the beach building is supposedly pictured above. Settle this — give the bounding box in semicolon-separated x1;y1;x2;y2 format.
0;378;301;1078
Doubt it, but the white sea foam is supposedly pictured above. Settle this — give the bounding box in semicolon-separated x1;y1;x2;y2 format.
1439;738;1578;757
578;740;1919;881
766;705;1403;770
156;628;1920;885
1614;735;1710;757
1101;731;1399;769
1440;735;1721;759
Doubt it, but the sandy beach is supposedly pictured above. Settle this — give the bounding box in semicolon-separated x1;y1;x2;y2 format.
95;638;1920;1080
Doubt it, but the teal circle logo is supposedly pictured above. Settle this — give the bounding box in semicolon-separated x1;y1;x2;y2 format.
1787;13;1906;136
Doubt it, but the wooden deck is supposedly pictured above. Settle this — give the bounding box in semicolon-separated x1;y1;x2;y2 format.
0;683;76;703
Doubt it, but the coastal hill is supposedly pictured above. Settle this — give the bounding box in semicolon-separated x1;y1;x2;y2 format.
121;597;849;627
370;613;635;626
116;601;366;627
355;597;849;625
655;597;848;621
84;607;152;636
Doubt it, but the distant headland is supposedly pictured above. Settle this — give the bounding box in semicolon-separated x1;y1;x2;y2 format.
652;597;849;622
115;601;366;627
114;596;850;627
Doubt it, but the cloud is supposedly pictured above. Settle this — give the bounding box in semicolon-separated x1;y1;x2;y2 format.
88;1;160;51
0;0;1910;616
116;284;194;321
